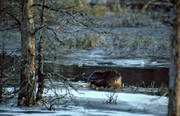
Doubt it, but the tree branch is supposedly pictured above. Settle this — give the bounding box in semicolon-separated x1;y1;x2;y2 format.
45;26;65;45
0;24;19;31
34;25;47;35
0;9;21;26
32;4;75;12
6;12;21;26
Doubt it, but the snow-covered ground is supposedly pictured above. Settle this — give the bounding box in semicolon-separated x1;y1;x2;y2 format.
0;82;168;116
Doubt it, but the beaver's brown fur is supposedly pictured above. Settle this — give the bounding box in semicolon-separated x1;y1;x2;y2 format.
88;70;122;89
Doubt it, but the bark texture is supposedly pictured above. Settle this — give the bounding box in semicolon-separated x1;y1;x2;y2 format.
168;0;180;115
36;35;44;102
36;0;46;102
18;0;36;106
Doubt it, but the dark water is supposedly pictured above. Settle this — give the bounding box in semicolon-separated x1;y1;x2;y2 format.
45;63;169;87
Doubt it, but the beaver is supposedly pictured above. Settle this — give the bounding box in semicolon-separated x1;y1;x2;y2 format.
88;70;122;89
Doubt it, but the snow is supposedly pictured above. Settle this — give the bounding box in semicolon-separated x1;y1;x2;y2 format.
0;81;168;116
46;53;169;67
40;83;168;116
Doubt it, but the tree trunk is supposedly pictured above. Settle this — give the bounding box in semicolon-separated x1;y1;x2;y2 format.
18;0;36;106
168;0;180;115
36;35;44;102
36;0;46;102
0;39;5;103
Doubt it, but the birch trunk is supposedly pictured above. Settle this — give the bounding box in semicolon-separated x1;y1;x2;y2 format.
18;0;36;106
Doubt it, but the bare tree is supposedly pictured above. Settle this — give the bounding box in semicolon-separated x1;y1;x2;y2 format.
0;39;5;103
36;0;46;102
18;0;36;106
168;0;180;115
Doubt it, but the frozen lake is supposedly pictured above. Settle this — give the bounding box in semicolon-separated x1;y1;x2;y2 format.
45;48;169;67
